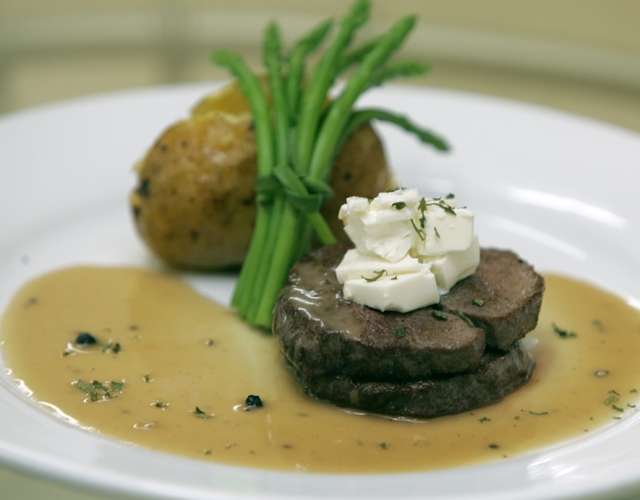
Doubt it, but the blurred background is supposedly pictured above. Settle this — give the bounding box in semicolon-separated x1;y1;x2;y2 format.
1;1;639;499
0;0;639;132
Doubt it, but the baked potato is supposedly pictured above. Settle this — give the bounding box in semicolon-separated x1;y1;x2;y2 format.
131;80;391;269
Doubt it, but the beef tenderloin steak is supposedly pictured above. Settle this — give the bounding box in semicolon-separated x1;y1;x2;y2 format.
440;249;545;350
293;342;534;418
273;244;543;380
273;244;485;380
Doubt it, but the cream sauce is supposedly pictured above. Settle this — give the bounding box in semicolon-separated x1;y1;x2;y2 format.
1;267;640;473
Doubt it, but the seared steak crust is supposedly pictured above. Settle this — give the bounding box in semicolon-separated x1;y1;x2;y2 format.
273;244;485;380
293;342;534;418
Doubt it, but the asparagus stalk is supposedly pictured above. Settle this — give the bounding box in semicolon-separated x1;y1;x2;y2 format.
213;0;450;328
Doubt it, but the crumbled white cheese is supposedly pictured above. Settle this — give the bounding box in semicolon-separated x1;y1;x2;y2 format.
339;189;419;263
414;197;475;257
342;269;440;313
424;235;480;292
335;249;428;282
335;188;480;312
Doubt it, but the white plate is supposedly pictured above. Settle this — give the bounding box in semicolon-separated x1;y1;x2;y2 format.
1;83;639;500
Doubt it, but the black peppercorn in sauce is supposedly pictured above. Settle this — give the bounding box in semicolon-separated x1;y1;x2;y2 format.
1;266;639;473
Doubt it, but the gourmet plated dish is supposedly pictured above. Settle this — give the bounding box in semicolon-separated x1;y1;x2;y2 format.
2;0;640;480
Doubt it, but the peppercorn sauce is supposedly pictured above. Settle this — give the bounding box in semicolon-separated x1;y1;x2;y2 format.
1;267;639;473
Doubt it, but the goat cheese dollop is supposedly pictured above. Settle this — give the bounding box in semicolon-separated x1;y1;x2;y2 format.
335;188;480;312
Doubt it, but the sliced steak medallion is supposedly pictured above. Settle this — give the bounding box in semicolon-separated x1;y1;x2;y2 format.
293;342;534;418
440;249;545;350
273;244;544;381
273;244;486;380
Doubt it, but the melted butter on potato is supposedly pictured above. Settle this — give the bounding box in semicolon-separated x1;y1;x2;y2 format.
131;80;391;269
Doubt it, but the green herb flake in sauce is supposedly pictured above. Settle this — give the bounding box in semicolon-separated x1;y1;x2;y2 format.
552;322;577;338
395;327;406;338
193;406;213;419
105;342;121;354
111;381;124;391
472;298;485;307
76;379;124;402
76;379;92;393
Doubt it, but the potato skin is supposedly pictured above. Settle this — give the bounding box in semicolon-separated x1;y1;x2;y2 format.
131;106;390;269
